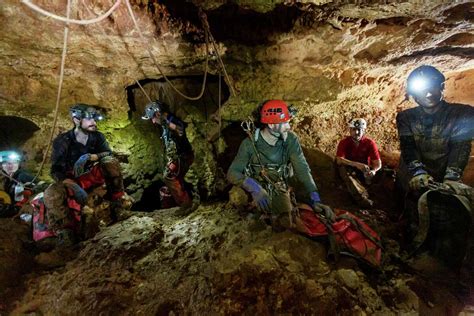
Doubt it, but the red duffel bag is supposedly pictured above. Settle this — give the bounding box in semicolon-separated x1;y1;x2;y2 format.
293;204;382;266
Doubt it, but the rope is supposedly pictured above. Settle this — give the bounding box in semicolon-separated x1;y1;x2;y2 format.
218;70;222;138
81;0;153;104
31;0;72;182
21;0;121;25
135;80;153;103
124;0;210;101
198;9;236;97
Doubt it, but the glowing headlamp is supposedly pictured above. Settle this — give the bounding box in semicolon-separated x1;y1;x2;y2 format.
409;77;430;93
82;111;104;121
0;151;21;163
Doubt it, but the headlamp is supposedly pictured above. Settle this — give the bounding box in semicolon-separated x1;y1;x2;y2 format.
409;77;430;93
0;151;21;163
82;111;104;121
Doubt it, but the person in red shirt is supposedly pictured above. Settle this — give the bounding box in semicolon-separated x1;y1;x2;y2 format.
336;118;382;207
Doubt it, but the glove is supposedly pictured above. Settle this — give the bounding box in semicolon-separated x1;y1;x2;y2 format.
64;181;88;205
409;173;433;191
73;154;91;177
242;177;271;213
309;191;335;222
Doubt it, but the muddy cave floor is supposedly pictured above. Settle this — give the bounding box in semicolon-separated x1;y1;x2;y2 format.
0;181;472;315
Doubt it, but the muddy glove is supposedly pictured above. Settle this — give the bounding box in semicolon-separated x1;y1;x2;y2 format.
310;191;335;223
73;154;91;178
409;173;433;191
242;177;271;213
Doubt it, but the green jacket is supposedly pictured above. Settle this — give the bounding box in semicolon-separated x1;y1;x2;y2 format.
227;130;318;196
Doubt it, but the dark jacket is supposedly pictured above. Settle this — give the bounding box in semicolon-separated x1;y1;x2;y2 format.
396;101;474;181
50;129;111;182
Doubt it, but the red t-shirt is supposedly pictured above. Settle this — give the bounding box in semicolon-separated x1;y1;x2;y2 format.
336;136;380;165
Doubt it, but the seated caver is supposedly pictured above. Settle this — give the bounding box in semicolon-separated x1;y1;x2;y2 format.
42;104;128;246
336;118;381;208
0;150;45;218
396;65;474;278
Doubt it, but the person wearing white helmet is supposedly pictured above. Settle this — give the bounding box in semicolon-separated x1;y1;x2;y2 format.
0;150;36;217
336;118;381;207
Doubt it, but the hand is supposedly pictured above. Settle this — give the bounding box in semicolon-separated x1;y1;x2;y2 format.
356;163;370;173
309;191;335;223
90;154;99;162
312;202;336;223
73;154;91;177
409;173;433;191
242;177;271;213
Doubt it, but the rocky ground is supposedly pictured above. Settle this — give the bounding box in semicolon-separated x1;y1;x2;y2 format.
0;190;471;315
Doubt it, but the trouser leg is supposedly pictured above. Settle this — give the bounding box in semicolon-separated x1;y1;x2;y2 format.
270;191;293;232
100;157;124;201
43;183;72;233
338;164;372;207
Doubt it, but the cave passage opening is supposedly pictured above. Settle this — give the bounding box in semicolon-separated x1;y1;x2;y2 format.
0;115;40;153
126;74;230;211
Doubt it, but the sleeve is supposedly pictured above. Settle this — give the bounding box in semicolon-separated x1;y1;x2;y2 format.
446;106;474;179
95;132;112;154
50;135;69;182
227;139;253;186
287;134;318;194
336;139;346;158
369;139;381;161
396;111;423;175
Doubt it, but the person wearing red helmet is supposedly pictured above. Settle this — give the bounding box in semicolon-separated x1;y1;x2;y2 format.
227;100;334;229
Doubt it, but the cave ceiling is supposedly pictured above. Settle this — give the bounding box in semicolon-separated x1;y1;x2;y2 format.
0;0;473;181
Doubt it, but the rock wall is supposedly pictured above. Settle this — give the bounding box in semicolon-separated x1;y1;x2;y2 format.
1;0;473;189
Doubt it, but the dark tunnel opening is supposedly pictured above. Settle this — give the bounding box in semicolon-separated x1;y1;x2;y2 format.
126;74;230;210
0;116;40;151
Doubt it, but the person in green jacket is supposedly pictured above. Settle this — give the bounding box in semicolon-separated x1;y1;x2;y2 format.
227;100;334;229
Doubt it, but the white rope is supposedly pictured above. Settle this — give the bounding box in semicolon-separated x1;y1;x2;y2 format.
32;0;72;182
21;0;121;25
124;0;209;101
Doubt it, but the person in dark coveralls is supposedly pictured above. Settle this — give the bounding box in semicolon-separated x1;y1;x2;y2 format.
43;104;126;245
396;65;474;279
142;100;196;215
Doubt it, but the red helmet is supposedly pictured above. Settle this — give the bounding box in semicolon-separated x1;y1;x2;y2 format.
260;100;292;124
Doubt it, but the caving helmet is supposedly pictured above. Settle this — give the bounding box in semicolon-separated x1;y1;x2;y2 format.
259;100;296;124
69;104;104;121
142;100;164;120
348;118;367;130
0;150;21;164
406;65;445;96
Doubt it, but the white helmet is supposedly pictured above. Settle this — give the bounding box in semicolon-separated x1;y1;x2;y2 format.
348;118;367;129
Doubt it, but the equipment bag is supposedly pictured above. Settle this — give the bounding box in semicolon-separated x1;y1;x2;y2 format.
293;204;382;266
31;191;82;242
